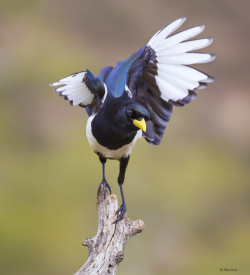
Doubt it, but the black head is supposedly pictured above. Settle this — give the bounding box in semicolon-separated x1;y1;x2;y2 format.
126;103;150;132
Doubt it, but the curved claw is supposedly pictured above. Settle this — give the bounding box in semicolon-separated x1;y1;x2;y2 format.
97;179;111;199
113;203;126;223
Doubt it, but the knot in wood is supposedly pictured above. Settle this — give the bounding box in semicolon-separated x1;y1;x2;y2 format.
82;237;93;247
115;251;124;263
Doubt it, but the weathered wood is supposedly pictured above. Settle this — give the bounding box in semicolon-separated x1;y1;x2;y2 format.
74;189;144;275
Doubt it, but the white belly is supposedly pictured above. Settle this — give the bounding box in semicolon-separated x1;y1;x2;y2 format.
86;115;142;160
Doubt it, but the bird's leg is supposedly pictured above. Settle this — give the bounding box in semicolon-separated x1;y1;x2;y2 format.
114;156;130;223
97;155;111;198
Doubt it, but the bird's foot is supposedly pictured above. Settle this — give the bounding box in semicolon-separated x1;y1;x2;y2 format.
97;179;111;199
114;203;126;223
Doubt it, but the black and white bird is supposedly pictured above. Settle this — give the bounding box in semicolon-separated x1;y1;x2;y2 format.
50;17;215;222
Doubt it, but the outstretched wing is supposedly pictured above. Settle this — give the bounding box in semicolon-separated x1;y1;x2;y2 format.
50;70;107;115
127;17;215;145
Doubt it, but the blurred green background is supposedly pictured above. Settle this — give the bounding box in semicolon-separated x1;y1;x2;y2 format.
1;0;250;274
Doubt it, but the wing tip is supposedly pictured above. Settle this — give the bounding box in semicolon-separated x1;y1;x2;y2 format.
200;37;213;49
178;16;187;25
198;53;216;64
50;82;60;87
211;53;216;60
207;37;214;45
208;53;216;62
170;16;187;32
205;75;215;83
200;24;205;32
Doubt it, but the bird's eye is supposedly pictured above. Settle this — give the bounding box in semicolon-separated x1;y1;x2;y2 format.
127;108;133;118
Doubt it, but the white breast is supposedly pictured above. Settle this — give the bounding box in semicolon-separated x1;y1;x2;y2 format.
86;115;142;160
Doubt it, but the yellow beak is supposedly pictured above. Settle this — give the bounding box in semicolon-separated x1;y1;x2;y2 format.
133;118;146;132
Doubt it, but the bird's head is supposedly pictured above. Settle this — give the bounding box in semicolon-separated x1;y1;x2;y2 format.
126;103;150;132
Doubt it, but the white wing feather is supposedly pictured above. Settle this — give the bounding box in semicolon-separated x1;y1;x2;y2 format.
147;18;215;103
50;72;95;106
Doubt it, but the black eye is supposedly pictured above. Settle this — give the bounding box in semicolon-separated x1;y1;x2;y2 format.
127;108;133;118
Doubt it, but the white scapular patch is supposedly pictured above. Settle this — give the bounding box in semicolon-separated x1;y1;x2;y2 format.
86;115;142;160
147;17;215;102
50;72;94;106
125;85;132;98
102;84;108;103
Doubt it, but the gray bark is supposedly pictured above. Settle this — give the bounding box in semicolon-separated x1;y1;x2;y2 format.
74;189;144;275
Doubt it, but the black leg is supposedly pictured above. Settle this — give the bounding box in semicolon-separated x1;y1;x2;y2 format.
97;155;111;198
114;156;130;223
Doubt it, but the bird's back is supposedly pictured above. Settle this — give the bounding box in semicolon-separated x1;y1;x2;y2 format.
98;47;145;98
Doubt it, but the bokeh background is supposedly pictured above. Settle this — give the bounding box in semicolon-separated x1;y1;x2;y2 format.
1;0;250;274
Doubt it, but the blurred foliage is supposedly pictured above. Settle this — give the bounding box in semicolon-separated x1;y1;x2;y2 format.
0;0;250;274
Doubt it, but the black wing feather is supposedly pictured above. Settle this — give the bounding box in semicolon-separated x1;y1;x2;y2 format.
126;18;215;145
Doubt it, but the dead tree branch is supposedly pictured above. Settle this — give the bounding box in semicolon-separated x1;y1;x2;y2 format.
74;190;144;275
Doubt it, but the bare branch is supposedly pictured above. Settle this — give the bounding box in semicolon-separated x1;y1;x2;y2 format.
74;190;144;275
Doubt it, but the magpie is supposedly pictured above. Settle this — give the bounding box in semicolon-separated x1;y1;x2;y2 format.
50;17;215;222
